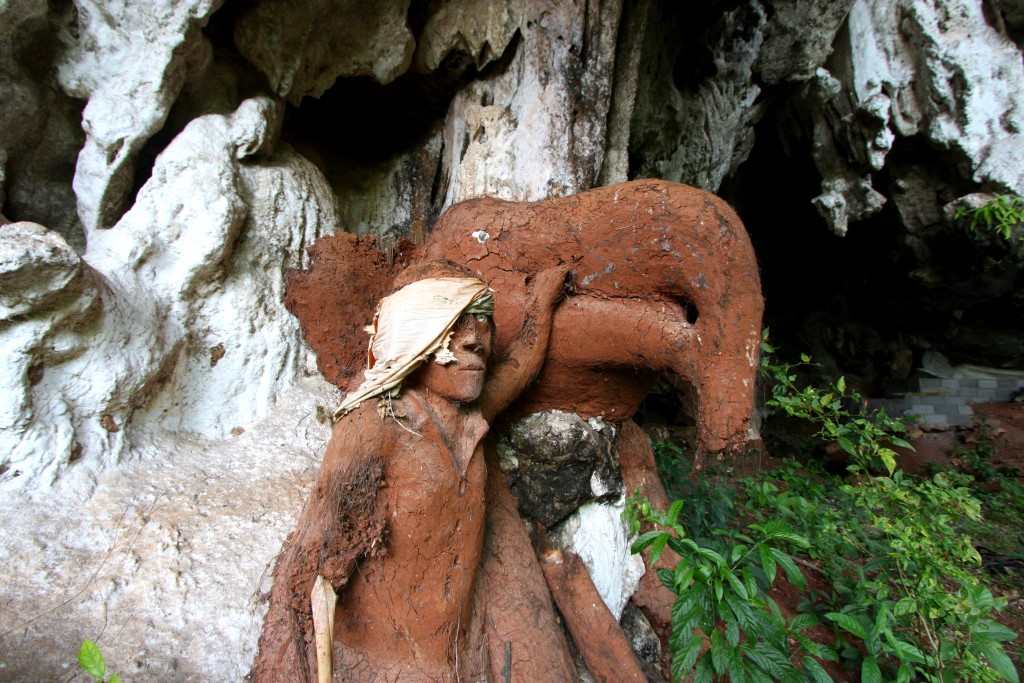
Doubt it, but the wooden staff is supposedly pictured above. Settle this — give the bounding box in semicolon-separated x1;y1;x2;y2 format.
311;575;337;683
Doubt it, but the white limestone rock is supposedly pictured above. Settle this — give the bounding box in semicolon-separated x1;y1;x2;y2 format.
551;494;647;620
627;0;853;192
438;0;623;206
628;1;767;191
0;377;336;682
0;97;338;495
810;0;1024;233
413;0;524;74
58;0;223;232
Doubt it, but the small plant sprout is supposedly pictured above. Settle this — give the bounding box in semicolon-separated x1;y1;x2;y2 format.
77;640;122;683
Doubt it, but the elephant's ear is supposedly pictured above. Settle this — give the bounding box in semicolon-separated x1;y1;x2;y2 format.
285;232;419;391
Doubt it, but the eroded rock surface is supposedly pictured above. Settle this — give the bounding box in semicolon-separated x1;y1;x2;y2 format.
58;0;224;232
0;0;84;245
0;377;335;682
800;0;1024;234
1;97;337;494
498;411;622;527
234;0;414;104
438;0;623;205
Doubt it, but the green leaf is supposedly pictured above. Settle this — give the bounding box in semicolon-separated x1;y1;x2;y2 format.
837;436;857;457
710;630;728;676
631;530;665;555
726;620;740;647
694;653;714;683
758;544;777;583
675;564;695;592
888;639;926;665
109;676;123;683
77;640;106;680
979;640;1020;683
770;548;805;589
724;570;749;600
893;597;916;616
697;546;726;565
878;447;897;475
836;376;846;393
861;656;883;683
657;567;675;591
974;619;1018;643
672;635;704;680
800;353;811;363
825;612;866;640
803;656;834;683
649;534;669;565
667;499;684;526
789;613;818;632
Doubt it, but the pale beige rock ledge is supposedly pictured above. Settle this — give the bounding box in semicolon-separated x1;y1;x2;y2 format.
0;377;337;682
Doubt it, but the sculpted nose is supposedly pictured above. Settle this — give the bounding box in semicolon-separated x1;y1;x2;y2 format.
460;331;484;354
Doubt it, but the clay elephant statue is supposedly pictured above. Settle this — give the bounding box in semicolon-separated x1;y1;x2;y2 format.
417;179;763;458
288;179;763;458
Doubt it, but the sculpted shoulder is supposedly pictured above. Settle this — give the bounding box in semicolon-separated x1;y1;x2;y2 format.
323;401;394;466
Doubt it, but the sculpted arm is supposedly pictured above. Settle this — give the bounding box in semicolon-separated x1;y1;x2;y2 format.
250;412;389;683
480;266;570;422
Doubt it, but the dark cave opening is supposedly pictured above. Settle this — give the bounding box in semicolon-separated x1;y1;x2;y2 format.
723;93;1024;396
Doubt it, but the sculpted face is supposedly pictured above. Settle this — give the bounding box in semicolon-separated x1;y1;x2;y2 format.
413;314;493;403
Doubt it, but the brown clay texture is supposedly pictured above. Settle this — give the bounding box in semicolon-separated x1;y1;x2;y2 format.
251;393;492;682
476;444;579;682
617;419;680;664
419;179;764;454
540;548;648;682
285;232;416;391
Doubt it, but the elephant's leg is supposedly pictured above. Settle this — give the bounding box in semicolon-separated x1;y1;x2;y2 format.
617;419;678;670
539;548;647;682
479;449;577;682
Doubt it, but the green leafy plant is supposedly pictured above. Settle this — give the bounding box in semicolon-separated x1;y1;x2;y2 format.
955;194;1024;245
78;640;122;683
625;494;837;682
759;330;912;475
743;463;1019;682
653;440;736;541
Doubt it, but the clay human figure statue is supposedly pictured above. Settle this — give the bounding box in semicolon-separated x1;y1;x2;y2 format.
250;260;568;682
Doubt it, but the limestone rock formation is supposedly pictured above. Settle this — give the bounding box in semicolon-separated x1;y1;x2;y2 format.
0;97;337;495
234;0;415;104
0;0;83;245
438;0;623;205
804;0;1024;235
58;0;224;232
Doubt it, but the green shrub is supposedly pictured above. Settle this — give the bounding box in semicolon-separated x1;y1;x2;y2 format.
632;333;1020;681
744;466;1017;682
759;330;911;475
955;194;1024;247
625;495;835;682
